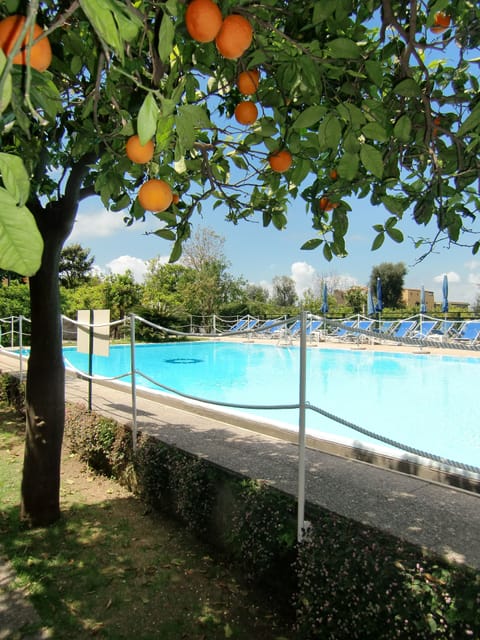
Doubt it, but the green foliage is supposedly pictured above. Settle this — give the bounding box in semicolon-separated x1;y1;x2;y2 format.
370;262;408;308
0;281;30;319
295;512;480;639
0;372;25;414
64;403;131;476
230;480;296;582
134;437;217;535
1;0;479;278
59;243;95;289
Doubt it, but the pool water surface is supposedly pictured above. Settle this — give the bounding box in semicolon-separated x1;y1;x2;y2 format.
63;341;480;470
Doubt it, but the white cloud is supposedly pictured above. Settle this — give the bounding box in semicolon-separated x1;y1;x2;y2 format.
290;262;317;295
105;256;148;282
70;207;130;241
433;271;460;283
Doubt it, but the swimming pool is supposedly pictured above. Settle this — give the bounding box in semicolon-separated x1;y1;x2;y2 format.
63;341;480;471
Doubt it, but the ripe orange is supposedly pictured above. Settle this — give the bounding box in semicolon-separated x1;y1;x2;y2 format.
0;15;52;72
234;101;258;125
185;0;223;43
319;196;338;212
430;11;451;33
237;69;260;95
215;14;253;60
329;168;338;180
126;135;155;164
138;179;173;212
172;193;180;204
268;149;292;173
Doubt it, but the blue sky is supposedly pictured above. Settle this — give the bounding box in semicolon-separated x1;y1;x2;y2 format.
70;191;480;306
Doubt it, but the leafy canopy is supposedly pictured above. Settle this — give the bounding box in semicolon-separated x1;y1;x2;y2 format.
0;0;479;275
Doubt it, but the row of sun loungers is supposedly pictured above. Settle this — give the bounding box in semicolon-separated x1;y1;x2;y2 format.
223;315;480;345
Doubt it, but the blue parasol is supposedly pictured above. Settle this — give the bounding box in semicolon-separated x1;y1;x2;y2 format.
420;285;427;314
441;275;449;314
375;277;383;313
367;287;375;316
320;282;329;315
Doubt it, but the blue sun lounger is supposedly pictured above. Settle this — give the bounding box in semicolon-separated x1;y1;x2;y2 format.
453;321;480;343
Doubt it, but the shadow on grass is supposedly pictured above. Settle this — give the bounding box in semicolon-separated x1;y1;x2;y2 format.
0;497;293;640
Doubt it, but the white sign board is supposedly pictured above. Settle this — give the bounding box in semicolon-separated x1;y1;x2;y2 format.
77;309;110;357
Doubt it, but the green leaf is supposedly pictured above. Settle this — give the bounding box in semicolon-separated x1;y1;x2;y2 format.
323;243;333;261
154;228;176;241
362;122;388;142
292;106;326;130
386;226;404;243
138;93;159;144
169;239;183;262
458;103;480;136
393;115;412;142
371;232;385;250
365;60;383;87
318;114;342;150
337;103;366;129
0;187;43;276
0;50;12;114
360;144;384;179
175;105;211;151
381;195;408;216
393;78;421;97
158;13;175;63
0;153;30;205
79;0;141;60
156;114;175;152
301;238;322;250
326;38;362;59
337;152;359;180
29;72;63;120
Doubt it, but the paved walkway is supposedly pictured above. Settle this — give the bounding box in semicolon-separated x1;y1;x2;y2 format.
1;347;479;637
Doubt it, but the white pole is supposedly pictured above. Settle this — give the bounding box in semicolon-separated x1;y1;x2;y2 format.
130;313;138;451
18;315;23;382
297;310;307;542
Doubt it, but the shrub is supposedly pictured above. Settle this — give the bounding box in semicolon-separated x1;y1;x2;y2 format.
294;511;480;639
0;372;25;414
65;403;118;475
230;479;297;597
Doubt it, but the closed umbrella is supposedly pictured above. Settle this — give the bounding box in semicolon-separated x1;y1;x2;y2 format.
320;282;329;315
367;287;375;316
441;275;449;314
420;285;427;314
375;277;383;313
441;274;449;336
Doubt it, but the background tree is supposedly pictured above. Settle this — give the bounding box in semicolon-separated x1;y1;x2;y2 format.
0;0;479;525
345;286;367;314
369;262;408;308
271;275;298;307
58;243;95;289
103;271;142;322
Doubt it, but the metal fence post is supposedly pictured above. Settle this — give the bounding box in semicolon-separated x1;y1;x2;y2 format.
297;310;307;542
130;313;138;451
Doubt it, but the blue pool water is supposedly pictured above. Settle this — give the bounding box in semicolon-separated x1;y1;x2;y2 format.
63;342;480;470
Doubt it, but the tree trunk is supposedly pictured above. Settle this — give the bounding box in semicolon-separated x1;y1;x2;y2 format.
20;221;66;526
20;154;96;527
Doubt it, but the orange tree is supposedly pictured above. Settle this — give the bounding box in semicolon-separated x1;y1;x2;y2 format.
0;0;479;525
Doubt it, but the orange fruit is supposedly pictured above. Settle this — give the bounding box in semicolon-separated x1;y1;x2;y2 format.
126;135;155;164
172;193;180;204
234;101;258;125
329;168;338;180
138;179;173;212
319;196;339;212
237;69;260;95
185;0;223;43
268;149;292;173
215;14;253;60
430;11;451;33
0;15;52;72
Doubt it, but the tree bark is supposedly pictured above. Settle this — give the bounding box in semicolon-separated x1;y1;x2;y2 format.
21;214;66;526
20;154;94;527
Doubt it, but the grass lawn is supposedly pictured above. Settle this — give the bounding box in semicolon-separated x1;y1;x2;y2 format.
0;404;292;639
